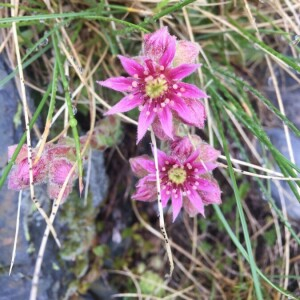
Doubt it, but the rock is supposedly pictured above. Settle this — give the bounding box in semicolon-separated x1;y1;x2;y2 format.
264;128;300;221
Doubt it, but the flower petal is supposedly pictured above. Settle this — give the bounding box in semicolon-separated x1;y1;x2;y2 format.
155;148;172;167
173;40;200;66
172;95;206;128
167;64;200;80
172;191;183;221
137;107;156;143
198;178;222;205
196;177;220;192
132;176;157;202
118;55;144;76
158;108;173;140
129;155;155;177
152;118;173;141
105;95;143;115
97;77;133;92
159;35;176;67
185;149;200;164
178;82;208;99
161;188;171;207
188;190;205;217
193;162;217;174
144;27;175;64
182;196;198;217
198;143;220;162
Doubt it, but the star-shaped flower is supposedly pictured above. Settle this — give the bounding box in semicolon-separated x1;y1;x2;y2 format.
98;27;208;143
130;136;221;221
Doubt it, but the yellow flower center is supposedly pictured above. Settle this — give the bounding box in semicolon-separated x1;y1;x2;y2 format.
145;77;168;99
168;167;187;185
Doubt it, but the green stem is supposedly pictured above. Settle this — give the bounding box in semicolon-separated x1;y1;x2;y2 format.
52;32;83;192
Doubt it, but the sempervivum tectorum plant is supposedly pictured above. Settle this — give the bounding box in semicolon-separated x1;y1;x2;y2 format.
130;136;222;221
98;27;208;143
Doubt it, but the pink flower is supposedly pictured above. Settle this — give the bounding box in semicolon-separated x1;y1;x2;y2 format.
98;27;207;143
8;145;48;190
47;158;75;201
130;137;221;221
7;143;78;201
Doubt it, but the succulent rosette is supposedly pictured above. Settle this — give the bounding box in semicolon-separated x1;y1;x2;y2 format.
130;136;221;221
98;27;208;143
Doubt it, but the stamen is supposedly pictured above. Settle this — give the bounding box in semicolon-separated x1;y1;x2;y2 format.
173;84;178;89
165;98;170;104
133;74;139;79
177;92;182;97
180;87;185;92
129;94;134;99
146;111;151;116
132;81;138;88
160;66;165;71
138;105;144;111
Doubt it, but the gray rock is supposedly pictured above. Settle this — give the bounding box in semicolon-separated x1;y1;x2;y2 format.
264;128;300;221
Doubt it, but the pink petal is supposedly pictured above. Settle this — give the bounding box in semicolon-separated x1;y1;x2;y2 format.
198;177;222;205
161;188;171;207
188;190;205;216
97;77;133;92
159;35;176;67
152;118;173;141
105;94;143;115
167;64;200;80
129;155;155;177
193;162;218;173
47;181;73;202
198;143;220;162
172;95;206;128
197;177;220;192
118;55;144;76
137;107;156;143
144;27;175;64
182;196;198;217
145;59;156;74
170;136;195;160
178;82;208;98
173;40;200;66
158;108;173;140
172;191;183;221
155;148;172;167
185;149;200;164
49;158;73;185
132;176;157;202
8;145;28;163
